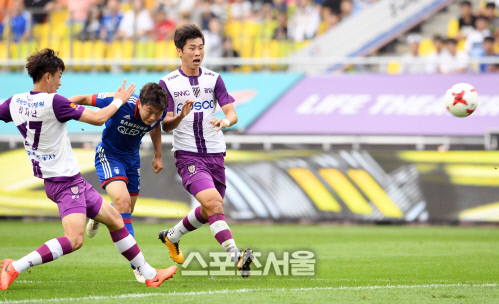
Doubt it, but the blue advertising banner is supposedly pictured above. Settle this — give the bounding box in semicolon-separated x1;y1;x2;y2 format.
0;72;302;134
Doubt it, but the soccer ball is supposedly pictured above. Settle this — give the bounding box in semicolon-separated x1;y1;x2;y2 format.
444;83;478;117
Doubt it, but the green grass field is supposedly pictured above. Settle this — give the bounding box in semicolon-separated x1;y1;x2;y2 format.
0;221;499;303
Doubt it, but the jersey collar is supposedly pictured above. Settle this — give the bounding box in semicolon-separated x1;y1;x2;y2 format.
134;98;140;119
178;67;202;86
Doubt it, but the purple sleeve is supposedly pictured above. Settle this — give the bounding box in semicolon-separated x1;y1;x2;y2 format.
0;97;13;123
159;79;174;113
53;94;85;123
214;75;235;107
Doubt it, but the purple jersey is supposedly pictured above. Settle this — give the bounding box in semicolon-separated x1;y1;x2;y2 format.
0;92;84;180
159;67;235;154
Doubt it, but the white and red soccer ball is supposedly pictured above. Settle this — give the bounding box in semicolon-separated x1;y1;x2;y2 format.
445;83;478;117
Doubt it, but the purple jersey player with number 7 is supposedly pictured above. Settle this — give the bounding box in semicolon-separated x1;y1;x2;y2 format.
0;48;176;290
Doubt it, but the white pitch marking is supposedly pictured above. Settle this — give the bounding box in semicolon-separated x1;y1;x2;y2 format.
0;283;497;303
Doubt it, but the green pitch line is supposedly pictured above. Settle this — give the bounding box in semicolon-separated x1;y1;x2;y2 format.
0;222;498;303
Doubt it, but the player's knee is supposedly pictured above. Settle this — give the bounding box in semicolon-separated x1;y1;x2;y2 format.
114;196;132;213
204;198;224;215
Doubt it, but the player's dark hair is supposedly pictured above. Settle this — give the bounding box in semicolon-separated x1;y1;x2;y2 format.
476;15;489;22
433;34;443;42
445;38;457;45
25;48;65;84
484;36;495;43
486;2;496;9
174;24;205;51
139;82;168;111
460;1;471;7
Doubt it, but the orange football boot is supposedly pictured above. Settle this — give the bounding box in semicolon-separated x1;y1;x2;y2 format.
1;259;19;290
145;265;177;287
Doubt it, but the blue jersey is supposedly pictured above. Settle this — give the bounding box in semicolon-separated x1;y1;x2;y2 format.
92;93;167;157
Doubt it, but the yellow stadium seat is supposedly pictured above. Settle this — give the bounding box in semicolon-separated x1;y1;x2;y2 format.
154;40;168;71
32;23;50;41
72;40;83;72
457;39;465;51
317;21;328;35
387;60;401;74
122;40;134;71
48;9;68;39
419;38;436;56
447;18;459;39
0;42;7;69
166;40;178;70
58;39;71;60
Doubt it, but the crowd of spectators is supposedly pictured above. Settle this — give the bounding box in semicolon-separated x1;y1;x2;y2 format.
0;0;378;53
399;0;499;74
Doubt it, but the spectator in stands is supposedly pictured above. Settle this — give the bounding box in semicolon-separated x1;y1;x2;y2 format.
211;0;228;23
100;0;123;42
340;0;361;20
231;0;252;21
77;4;101;41
24;0;55;24
484;3;499;33
288;0;321;42
203;17;223;58
9;0;31;42
116;0;154;40
152;7;175;41
198;0;217;31
273;10;288;40
221;36;240;71
176;11;192;28
439;38;469;74
68;0;96;25
399;34;433;74
322;0;341;15
272;0;287;13
426;35;449;74
465;16;491;56
457;0;477;40
320;6;340;32
479;36;499;72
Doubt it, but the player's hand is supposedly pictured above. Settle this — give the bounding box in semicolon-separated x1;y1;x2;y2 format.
152;157;163;173
179;100;195;118
114;79;136;104
210;118;228;131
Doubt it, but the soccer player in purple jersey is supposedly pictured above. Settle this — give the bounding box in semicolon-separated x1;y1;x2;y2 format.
0;49;176;290
67;83;168;283
157;24;253;278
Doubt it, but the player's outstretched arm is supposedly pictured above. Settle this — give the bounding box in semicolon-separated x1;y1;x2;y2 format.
78;79;135;126
211;103;238;131
149;123;163;173
68;94;93;105
161;100;194;133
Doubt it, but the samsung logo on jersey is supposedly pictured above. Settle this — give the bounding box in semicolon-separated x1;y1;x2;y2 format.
174;90;190;98
118;126;141;136
177;100;214;114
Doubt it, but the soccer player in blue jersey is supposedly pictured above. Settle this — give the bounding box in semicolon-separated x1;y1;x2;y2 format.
0;49;176;290
68;83;168;283
157;24;253;278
